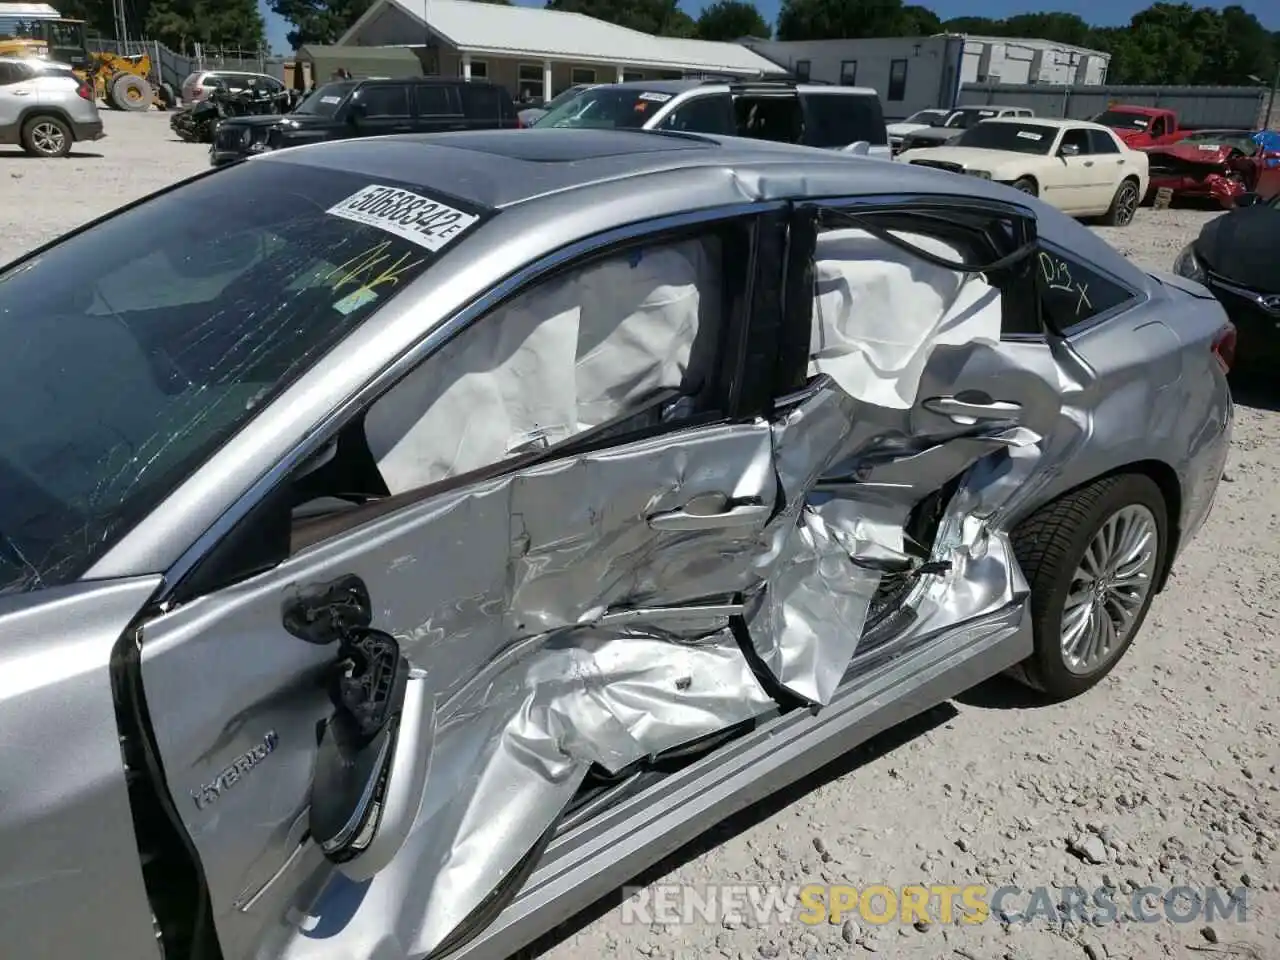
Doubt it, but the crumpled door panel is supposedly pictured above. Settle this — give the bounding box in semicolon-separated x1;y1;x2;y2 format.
275;225;1076;960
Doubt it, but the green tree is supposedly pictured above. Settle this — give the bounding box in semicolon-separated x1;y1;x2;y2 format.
266;0;372;48
145;0;264;51
902;4;941;35
546;0;696;37
776;0;922;42
695;0;769;41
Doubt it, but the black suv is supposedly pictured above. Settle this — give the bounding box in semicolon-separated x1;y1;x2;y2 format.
211;76;521;166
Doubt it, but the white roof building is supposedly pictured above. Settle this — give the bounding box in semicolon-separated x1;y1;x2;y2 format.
337;0;785;101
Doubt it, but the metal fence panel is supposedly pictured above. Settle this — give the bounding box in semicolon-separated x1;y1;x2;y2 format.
959;81;1270;129
87;36;286;97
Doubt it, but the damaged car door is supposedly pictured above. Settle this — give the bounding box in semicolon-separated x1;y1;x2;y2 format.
738;196;1078;704
130;213;791;960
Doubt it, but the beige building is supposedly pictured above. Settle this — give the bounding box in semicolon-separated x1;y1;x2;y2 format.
337;0;786;102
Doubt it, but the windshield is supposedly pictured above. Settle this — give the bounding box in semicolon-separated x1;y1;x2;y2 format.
953;122;1057;155
1093;110;1150;130
537;86;667;129
0;160;471;594
294;81;356;117
905;109;947;125
944;108;999;129
540;85;590;112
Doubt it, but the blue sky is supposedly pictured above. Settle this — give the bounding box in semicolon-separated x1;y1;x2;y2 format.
259;0;1280;56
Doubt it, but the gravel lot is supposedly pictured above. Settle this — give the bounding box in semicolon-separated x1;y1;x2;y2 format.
2;111;1275;960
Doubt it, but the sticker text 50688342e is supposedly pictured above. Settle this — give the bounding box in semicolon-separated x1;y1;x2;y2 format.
326;184;481;253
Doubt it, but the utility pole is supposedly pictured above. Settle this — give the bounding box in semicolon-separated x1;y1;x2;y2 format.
1268;61;1278;131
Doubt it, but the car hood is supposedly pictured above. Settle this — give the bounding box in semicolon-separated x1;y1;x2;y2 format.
899;146;1036;169
903;127;963;144
1195;205;1280;293
1146;142;1238;165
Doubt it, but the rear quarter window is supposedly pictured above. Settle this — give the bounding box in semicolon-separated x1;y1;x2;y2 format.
802;93;887;147
1036;245;1137;333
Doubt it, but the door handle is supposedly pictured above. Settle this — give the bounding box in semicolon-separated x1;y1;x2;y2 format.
922;395;1022;424
647;492;771;531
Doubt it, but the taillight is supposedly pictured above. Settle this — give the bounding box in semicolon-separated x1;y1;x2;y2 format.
76;81;93;101
515;115;525;128
1211;321;1236;374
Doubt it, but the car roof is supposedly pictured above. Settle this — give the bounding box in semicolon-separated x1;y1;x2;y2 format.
601;79;879;97
261;129;1142;272
981;117;1102;130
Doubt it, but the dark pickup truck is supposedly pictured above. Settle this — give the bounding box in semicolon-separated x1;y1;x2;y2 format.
211;76;521;166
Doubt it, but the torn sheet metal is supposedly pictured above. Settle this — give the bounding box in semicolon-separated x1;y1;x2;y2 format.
809;228;1002;409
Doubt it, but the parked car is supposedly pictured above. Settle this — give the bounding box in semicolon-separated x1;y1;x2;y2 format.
887;106;949;153
896;105;1034;152
181;69;286;105
1091;105;1191;149
0;54;101;157
1144;128;1280;208
209;76;521;165
1172;189;1277;373
898;118;1149;226
533;78;890;157
518;82;594;127
0;128;1232;960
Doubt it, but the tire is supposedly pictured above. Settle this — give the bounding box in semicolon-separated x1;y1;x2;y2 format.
1011;176;1038;196
1008;474;1168;700
1101;178;1141;227
111;73;153;112
158;81;176;110
20;114;73;158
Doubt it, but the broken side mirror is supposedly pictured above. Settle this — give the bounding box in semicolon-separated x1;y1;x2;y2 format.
285;576;435;881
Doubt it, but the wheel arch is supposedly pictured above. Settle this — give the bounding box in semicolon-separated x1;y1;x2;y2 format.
1020;458;1183;594
18;105;75;133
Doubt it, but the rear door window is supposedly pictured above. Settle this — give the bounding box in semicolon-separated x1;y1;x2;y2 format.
801;92;887;147
358;83;411;118
459;84;501;121
414;85;458;117
655;93;735;135
733;94;804;144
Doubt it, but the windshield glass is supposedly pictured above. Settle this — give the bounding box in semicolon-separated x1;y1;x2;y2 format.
294;81;355;117
537;86;666;129
944;108;999;129
905;109;946;125
0;160;473;594
541;85;590;112
1093;110;1150;130
953;122;1057;155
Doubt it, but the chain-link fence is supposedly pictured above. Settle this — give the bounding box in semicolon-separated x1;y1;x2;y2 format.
86;36;286;98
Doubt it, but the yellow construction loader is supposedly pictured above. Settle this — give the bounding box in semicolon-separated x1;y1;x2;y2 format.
0;2;170;110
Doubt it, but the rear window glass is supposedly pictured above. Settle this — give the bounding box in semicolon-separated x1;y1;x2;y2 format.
944;108;1000;129
1093;110;1149;130
0;162;489;594
802;93;887;147
537;86;667;130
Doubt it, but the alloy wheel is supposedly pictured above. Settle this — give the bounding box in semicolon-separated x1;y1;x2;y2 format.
1059;503;1158;675
1116;183;1139;225
31;121;66;156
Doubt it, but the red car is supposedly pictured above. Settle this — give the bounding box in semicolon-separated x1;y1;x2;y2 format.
1144;129;1280;208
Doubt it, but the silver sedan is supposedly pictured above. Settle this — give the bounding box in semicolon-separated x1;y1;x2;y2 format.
0;128;1233;960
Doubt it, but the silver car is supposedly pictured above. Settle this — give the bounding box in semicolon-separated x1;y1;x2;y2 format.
0;55;102;157
0;129;1232;960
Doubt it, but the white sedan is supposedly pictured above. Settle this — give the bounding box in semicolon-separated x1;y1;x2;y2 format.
897;117;1149;226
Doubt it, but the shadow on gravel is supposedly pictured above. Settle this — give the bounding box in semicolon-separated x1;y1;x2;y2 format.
516;702;958;959
953;674;1048;710
0;149;103;159
1229;376;1280;413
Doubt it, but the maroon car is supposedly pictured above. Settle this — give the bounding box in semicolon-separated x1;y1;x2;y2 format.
1144;129;1280;208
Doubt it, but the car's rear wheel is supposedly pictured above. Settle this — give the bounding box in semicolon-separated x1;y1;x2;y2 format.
1102;179;1141;226
20;114;72;158
1009;474;1167;699
1011;176;1037;196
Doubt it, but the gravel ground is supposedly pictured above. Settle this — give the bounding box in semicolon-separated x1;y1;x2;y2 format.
2;111;1275;960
